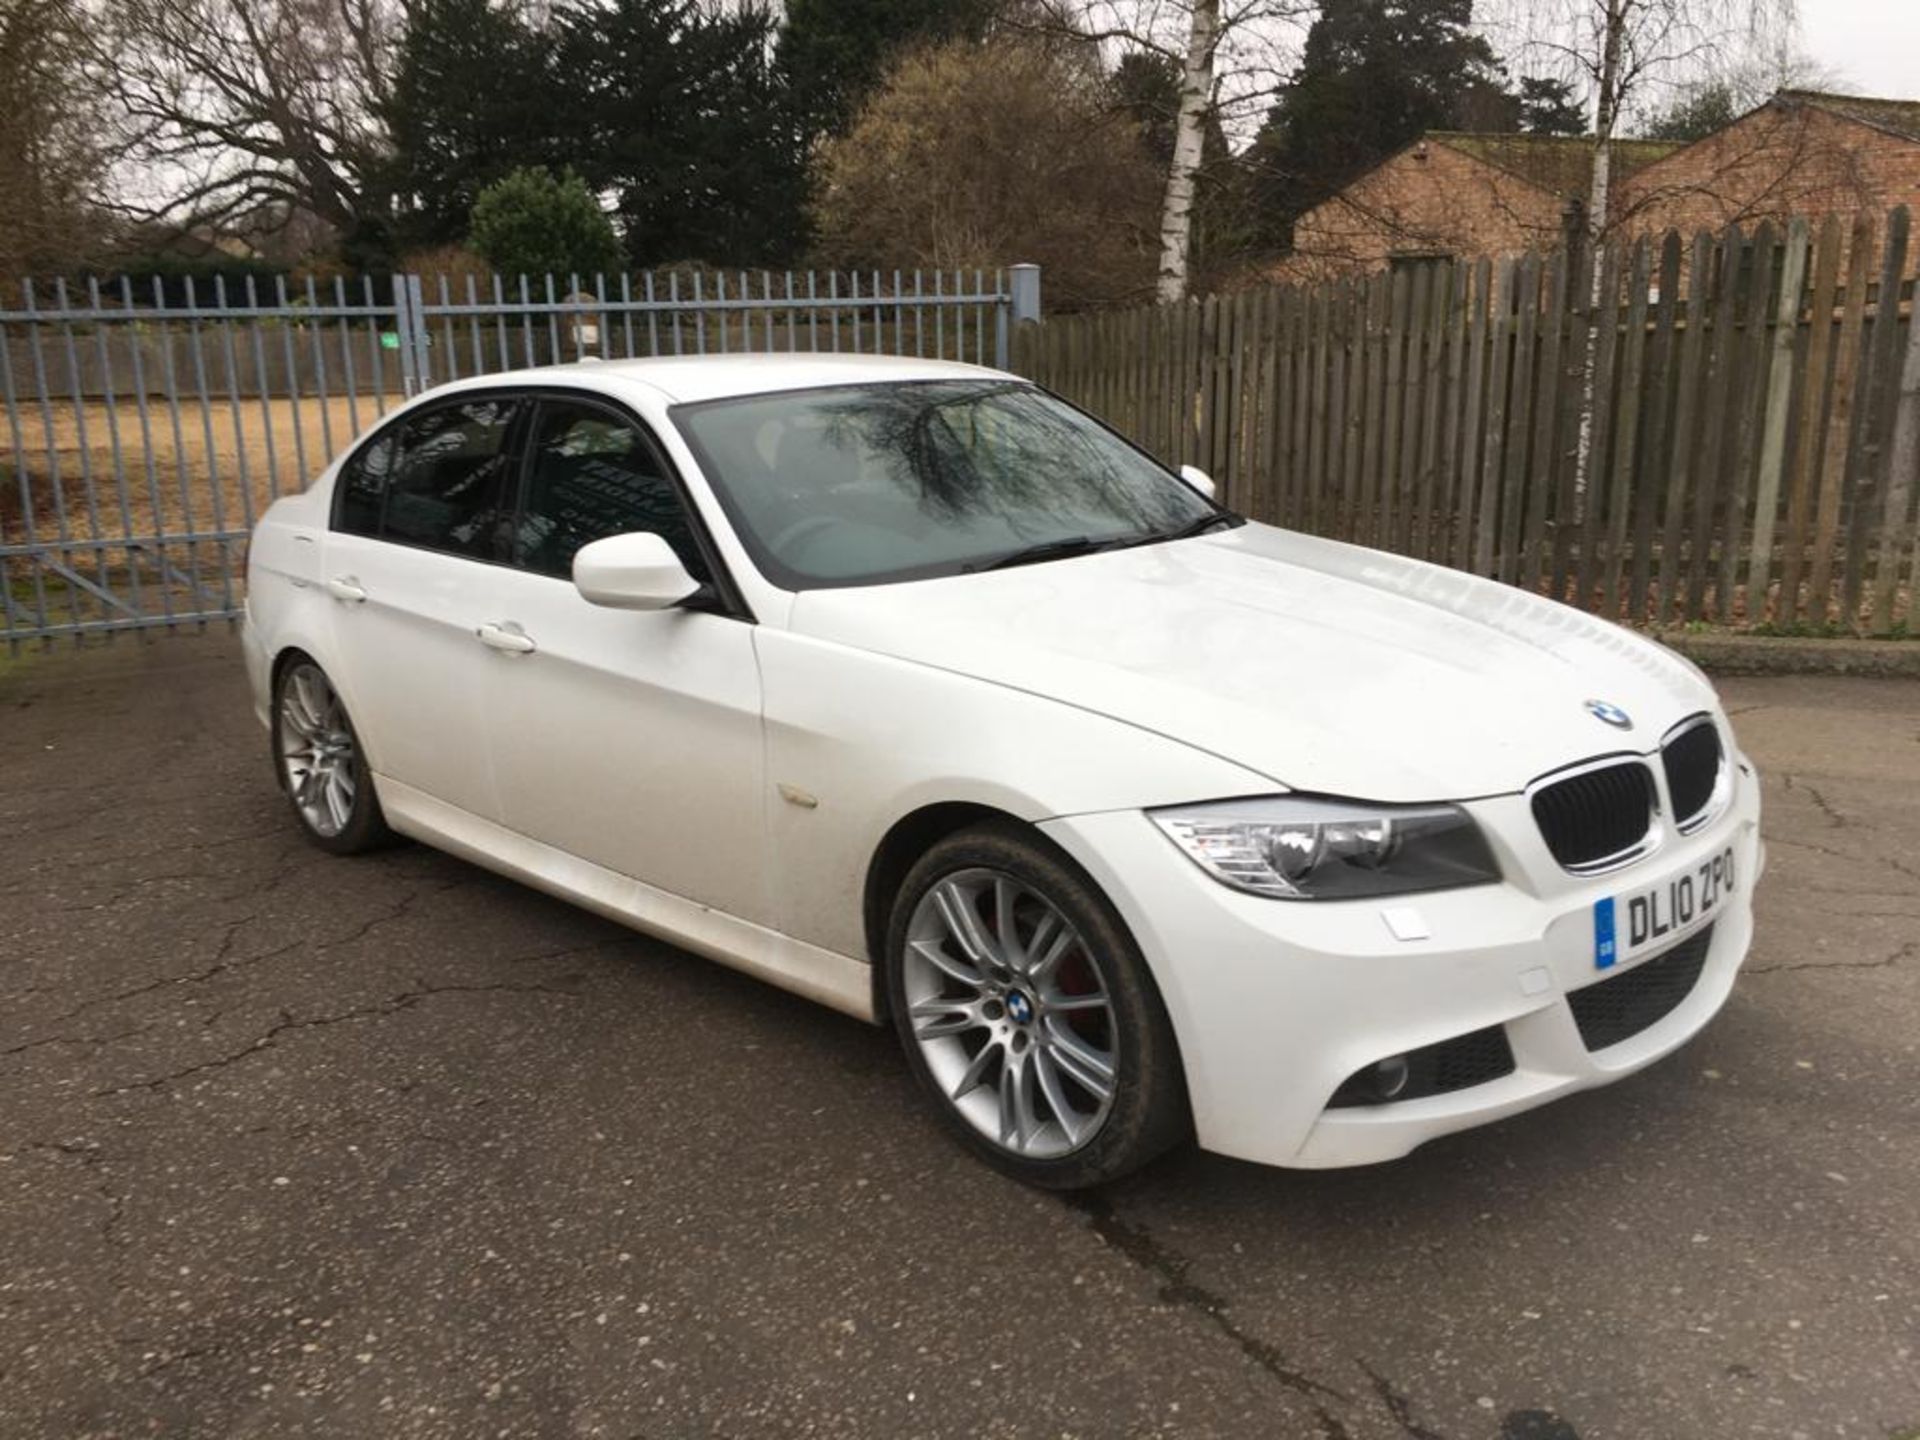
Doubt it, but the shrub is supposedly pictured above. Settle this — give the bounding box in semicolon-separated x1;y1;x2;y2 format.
469;168;623;281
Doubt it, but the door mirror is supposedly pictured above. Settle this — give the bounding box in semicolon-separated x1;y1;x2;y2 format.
572;532;702;611
1179;464;1218;501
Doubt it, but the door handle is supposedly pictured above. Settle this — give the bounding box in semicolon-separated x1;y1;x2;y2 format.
475;621;537;655
325;575;367;603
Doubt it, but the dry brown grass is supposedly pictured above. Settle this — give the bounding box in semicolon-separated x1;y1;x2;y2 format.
2;395;403;550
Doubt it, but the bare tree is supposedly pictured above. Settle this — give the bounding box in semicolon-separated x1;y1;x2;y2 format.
1488;0;1796;240
1014;0;1308;302
1157;0;1218;303
1489;0;1795;502
98;0;399;242
1;0;112;278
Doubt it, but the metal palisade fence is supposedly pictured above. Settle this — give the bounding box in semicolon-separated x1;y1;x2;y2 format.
13;226;1920;647
0;266;1032;645
1016;208;1920;636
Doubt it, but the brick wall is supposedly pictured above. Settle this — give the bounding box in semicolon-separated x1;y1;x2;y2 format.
1272;142;1565;284
1614;103;1920;243
1267;101;1920;283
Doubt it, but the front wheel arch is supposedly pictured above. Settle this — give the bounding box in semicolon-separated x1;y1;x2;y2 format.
268;651;395;854
268;646;319;794
863;801;1032;1021
863;806;1188;1073
881;817;1193;1186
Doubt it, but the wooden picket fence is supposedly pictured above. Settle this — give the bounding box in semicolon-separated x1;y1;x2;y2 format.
1013;209;1920;634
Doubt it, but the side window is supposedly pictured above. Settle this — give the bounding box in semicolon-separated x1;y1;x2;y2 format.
380;397;524;561
334;427;400;536
516;401;709;582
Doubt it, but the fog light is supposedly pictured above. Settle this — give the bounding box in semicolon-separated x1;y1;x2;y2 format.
1371;1054;1410;1100
1328;1052;1413;1107
1328;1027;1517;1109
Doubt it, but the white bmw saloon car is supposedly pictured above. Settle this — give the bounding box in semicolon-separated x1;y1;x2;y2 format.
244;353;1760;1188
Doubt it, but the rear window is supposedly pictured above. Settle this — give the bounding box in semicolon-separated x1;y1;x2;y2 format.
381;398;524;562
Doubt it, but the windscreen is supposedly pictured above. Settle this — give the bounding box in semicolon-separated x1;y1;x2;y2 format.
672;380;1217;588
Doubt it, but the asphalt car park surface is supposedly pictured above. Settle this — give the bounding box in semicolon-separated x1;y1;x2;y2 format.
1;632;1915;1440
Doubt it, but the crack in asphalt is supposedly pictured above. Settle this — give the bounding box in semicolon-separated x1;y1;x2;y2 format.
3;877;476;1055
1783;774;1851;829
6;932;302;1041
1764;834;1920;893
88;980;580;1098
302;878;468;954
1747;941;1915;976
1361;1360;1453;1439
1770;775;1920;886
1068;1192;1355;1436
21;1141;130;1282
2;1023;154;1060
209;842;346;906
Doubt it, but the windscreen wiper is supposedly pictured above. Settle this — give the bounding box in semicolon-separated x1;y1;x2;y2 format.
972;512;1239;573
970;535;1121;572
1127;511;1241;548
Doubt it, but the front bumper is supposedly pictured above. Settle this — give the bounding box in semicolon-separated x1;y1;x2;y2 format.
1038;756;1763;1169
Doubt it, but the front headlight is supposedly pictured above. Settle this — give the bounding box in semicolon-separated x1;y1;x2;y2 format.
1148;795;1500;900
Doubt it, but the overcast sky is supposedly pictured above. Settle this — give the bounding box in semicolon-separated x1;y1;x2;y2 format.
1797;0;1920;99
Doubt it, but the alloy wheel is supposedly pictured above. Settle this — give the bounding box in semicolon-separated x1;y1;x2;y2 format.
277;662;359;839
901;867;1118;1159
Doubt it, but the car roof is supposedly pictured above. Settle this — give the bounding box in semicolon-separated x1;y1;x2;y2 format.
427;352;1019;407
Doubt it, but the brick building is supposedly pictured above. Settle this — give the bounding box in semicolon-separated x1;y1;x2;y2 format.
1272;90;1920;281
1616;91;1920;240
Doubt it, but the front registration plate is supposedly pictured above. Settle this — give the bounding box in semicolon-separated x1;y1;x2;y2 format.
1593;847;1736;970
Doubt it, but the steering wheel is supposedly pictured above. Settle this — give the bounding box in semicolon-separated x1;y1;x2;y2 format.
767;514;840;557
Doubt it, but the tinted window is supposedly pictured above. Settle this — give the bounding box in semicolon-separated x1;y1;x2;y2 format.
672;381;1215;589
516;402;707;582
335;427;399;536
380;398;524;561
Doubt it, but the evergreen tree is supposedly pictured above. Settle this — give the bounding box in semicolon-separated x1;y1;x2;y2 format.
1645;81;1741;141
380;0;557;256
777;0;998;141
547;0;806;266
379;0;807;270
1247;0;1511;241
1519;75;1588;136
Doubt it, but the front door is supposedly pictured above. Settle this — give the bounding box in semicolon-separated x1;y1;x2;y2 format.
479;396;770;927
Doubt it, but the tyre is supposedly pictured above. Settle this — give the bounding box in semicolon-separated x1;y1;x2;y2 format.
884;822;1190;1189
270;656;394;855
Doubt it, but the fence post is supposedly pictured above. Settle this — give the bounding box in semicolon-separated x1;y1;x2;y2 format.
392;274;418;397
408;275;432;390
1002;264;1041;370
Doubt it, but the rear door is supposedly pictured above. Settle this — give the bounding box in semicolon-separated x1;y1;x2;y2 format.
322;393;528;820
479;394;772;926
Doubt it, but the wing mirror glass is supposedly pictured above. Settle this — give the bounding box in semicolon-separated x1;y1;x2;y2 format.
572;532;703;611
1179;464;1218;501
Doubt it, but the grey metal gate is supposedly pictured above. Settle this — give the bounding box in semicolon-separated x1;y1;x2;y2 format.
1;265;1037;646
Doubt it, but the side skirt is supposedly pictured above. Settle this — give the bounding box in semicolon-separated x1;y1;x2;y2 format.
377;775;877;1023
